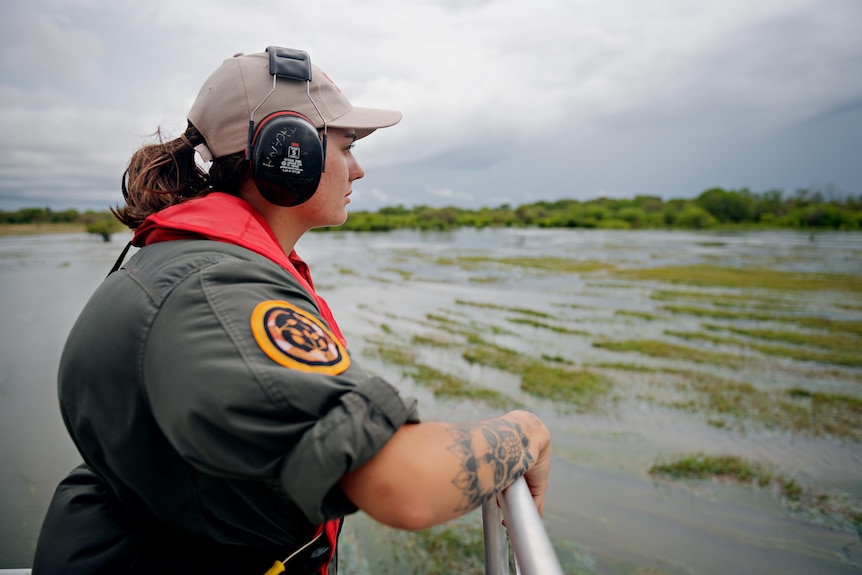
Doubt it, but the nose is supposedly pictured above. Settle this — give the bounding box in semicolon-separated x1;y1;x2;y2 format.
349;156;365;182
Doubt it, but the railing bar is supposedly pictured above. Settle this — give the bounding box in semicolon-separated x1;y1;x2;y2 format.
482;495;509;574
482;477;564;575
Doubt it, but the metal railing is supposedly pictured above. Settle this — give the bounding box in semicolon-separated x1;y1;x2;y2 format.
481;477;564;575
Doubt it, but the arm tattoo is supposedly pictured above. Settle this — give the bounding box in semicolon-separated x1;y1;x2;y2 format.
446;419;534;513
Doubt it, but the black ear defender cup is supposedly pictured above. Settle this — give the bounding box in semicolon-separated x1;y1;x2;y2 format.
249;110;324;207
246;47;329;207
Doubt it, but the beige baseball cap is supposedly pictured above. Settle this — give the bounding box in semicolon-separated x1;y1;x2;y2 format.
188;49;402;161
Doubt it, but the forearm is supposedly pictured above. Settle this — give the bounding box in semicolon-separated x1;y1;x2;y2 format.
339;410;550;530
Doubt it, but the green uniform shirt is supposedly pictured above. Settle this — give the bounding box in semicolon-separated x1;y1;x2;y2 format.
41;239;418;573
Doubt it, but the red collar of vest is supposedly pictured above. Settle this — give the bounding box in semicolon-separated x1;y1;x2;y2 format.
132;193;345;344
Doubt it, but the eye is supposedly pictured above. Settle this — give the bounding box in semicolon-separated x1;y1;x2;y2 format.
346;143;356;152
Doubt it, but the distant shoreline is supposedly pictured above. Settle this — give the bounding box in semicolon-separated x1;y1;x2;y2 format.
0;223;86;237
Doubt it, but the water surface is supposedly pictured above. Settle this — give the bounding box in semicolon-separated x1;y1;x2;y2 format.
1;228;860;573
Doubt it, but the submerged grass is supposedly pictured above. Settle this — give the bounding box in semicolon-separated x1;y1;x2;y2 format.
668;328;862;367
505;317;590;335
650;453;773;485
615;310;660;321
462;342;611;409
435;255;610;274
349;511;595;575
413;364;513;409
613;264;862;294
650;289;798;310
660;304;778;322
520;363;610;406
372;340;417;366
668;371;862;440
462;342;526;373
661;304;862;336
366;316;611;411
650;453;862;533
705;323;862;354
381;267;414;280
363;338;512;409
592;339;745;367
455;299;552;318
362;250;861;436
406;520;487;575
411;334;460;349
786;388;862;415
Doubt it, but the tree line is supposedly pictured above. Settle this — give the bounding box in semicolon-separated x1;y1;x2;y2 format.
0;207;123;240
3;187;860;234
326;187;862;232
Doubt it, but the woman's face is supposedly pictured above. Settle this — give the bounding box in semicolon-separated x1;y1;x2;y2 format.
294;127;365;229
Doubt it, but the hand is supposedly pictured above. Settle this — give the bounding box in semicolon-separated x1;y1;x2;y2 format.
524;437;551;517
512;410;550;517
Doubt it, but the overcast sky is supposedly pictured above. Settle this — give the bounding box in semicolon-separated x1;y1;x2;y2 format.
2;0;861;212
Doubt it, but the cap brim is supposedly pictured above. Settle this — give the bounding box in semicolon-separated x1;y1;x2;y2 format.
328;107;402;139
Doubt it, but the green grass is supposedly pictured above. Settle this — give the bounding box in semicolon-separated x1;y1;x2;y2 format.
467;275;506;283
520;362;611;407
664;329;738;347
505;317;590;335
462;342;611;409
364;339;513;409
650;288;791;308
660;304;780;322
786;388;862;415
371;272;861;438
792;316;862;336
462;342;526;373
587;362;666;373
372;341;417;365
424;313;508;343
613;264;862;294
660;304;862;336
406;521;487;575
704;323;860;352
411;334;459;348
615;310;660;320
412;364;513;409
593;339;744;367
650;453;773;485
650;453;862;533
668;327;862;367
426;313;461;326
455;299;552;318
666;371;862;440
381;267;414;280
435;255;610;274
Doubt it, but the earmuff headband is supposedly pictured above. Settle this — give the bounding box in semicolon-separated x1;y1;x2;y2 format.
246;47;327;167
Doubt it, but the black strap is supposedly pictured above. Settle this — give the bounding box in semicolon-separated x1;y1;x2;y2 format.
107;241;134;277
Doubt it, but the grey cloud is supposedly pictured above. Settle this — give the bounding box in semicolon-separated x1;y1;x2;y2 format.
1;0;860;211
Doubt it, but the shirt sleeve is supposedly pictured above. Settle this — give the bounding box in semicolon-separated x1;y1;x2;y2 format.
142;255;419;523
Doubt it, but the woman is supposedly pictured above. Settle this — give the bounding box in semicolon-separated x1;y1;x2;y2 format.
33;47;551;575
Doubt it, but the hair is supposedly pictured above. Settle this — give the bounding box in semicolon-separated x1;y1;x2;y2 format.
112;122;249;229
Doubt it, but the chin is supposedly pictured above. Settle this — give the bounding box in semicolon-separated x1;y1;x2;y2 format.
327;211;349;228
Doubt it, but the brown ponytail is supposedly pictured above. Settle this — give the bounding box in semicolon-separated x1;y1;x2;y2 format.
112;123;249;229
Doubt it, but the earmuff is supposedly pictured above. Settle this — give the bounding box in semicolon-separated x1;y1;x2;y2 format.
249;110;324;207
247;47;328;207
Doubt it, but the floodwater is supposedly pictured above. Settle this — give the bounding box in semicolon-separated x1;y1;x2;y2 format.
1;228;860;573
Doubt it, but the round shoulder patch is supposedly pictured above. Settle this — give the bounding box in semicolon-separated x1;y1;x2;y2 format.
250;300;350;375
